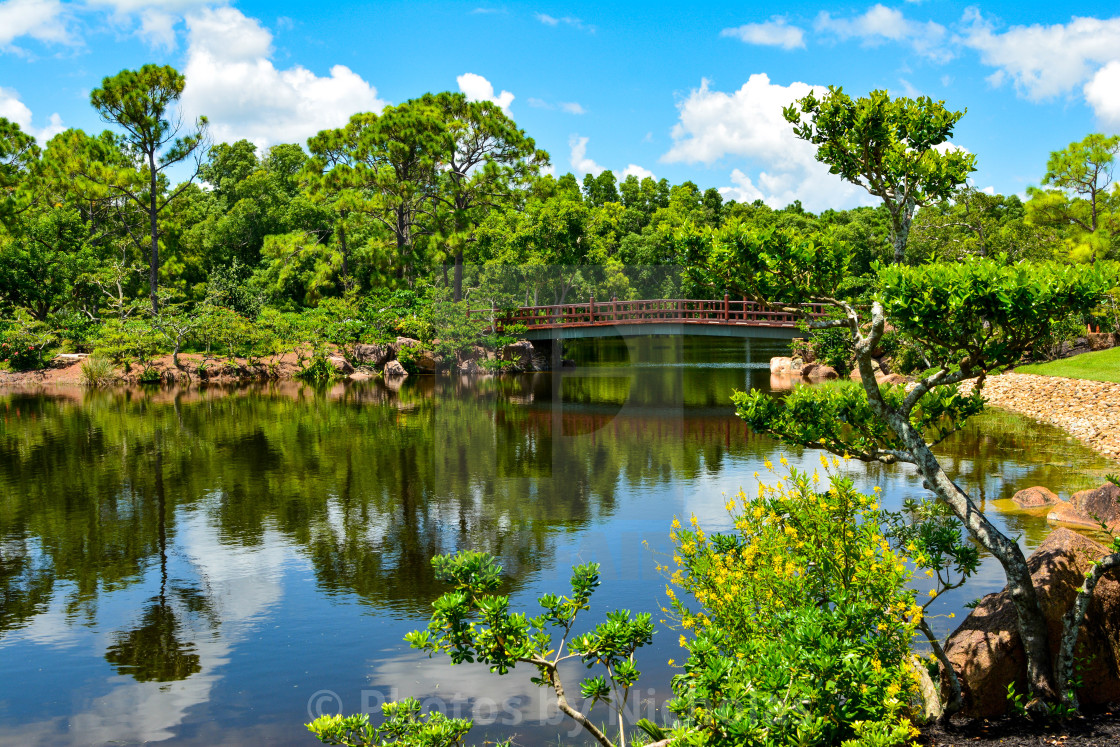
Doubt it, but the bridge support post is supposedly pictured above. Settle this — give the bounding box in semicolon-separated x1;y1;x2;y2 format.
551;334;563;371
745;337;752;392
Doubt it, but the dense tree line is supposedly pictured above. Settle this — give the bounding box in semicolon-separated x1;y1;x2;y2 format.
0;64;1117;372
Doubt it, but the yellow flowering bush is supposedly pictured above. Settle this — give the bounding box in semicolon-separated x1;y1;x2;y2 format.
665;462;921;746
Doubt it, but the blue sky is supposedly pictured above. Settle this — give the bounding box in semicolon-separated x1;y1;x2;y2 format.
1;0;1118;211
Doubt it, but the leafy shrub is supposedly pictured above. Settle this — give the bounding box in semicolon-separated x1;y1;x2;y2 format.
312;297;370;362
93;318;163;371
666;463;921;746
396;345;420;374
308;699;476;747
295;353;337;382
51;310;100;353
0;312;57;370
137;366;163;384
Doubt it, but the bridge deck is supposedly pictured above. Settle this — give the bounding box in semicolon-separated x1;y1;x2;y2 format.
470;297;817;339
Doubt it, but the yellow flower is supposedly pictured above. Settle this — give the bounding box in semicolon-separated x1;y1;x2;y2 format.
928;588;938;598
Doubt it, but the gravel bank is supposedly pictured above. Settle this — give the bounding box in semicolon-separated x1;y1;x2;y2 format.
967;373;1120;463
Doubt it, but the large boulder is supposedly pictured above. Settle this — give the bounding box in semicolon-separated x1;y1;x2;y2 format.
770;356;804;375
327;356;354;375
1048;483;1120;531
801;362;839;380
353;343;395;367
501;340;536;372
1011;486;1059;509
457;359;482;375
457;345;487;365
395;336;421;349
1088;332;1118;351
383;360;408;379
942;528;1120;717
414;351;442;373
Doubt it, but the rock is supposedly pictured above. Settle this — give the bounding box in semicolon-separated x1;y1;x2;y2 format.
530;352;550;371
457;345;487;364
383;360;408;378
353;343;395;367
457;359;482;375
1088;332;1118;351
801;363;839;380
1011;486;1059;509
943;528;1120;717
770;357;804;375
414;351;441;373
328;356;354;375
348;371;373;382
501;340;536;372
395;337;421;349
1048;483;1120;531
878;373;908;386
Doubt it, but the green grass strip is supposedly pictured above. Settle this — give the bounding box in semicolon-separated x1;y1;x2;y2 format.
1016;346;1120;383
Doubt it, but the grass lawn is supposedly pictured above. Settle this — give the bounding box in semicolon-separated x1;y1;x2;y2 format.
1015;346;1120;383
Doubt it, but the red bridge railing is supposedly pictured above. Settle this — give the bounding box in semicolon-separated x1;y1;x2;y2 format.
469;296;822;330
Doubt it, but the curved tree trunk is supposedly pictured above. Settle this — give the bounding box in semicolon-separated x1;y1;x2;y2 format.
855;305;1058;705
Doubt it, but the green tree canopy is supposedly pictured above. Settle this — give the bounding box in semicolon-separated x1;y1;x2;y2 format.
784;87;976;263
89;64;208;312
1026;133;1120;261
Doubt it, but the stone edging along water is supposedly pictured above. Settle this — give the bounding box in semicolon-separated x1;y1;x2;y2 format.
964;372;1120;463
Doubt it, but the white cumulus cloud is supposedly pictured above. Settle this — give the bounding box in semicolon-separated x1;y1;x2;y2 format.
720;17;805;50
178;7;386;149
456;72;514;115
815;4;950;62
960;10;1120;101
0;86;64;141
1085;61;1120;131
619;164;655;181
569;134;604;176
570;134;654;181
0;0;71;48
662;75;876;212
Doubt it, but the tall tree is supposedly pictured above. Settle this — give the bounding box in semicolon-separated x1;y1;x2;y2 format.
426;92;548;301
89;64;208;312
784;88;975;263
1026;133;1120;261
308;103;444;283
0;118;40;223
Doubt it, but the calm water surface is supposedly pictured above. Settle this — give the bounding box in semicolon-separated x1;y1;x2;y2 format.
0;336;1113;745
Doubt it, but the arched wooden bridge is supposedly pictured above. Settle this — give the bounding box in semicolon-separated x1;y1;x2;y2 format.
470;297;820;340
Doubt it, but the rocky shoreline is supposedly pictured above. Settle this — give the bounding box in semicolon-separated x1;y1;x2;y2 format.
0;338;567;388
967;372;1120;464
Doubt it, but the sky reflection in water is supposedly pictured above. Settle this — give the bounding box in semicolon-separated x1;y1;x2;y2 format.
0;336;1113;745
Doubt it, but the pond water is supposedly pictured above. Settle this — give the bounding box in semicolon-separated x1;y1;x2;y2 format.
0;336;1114;746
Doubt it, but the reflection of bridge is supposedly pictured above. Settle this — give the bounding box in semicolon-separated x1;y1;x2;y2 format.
472;297;818;340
